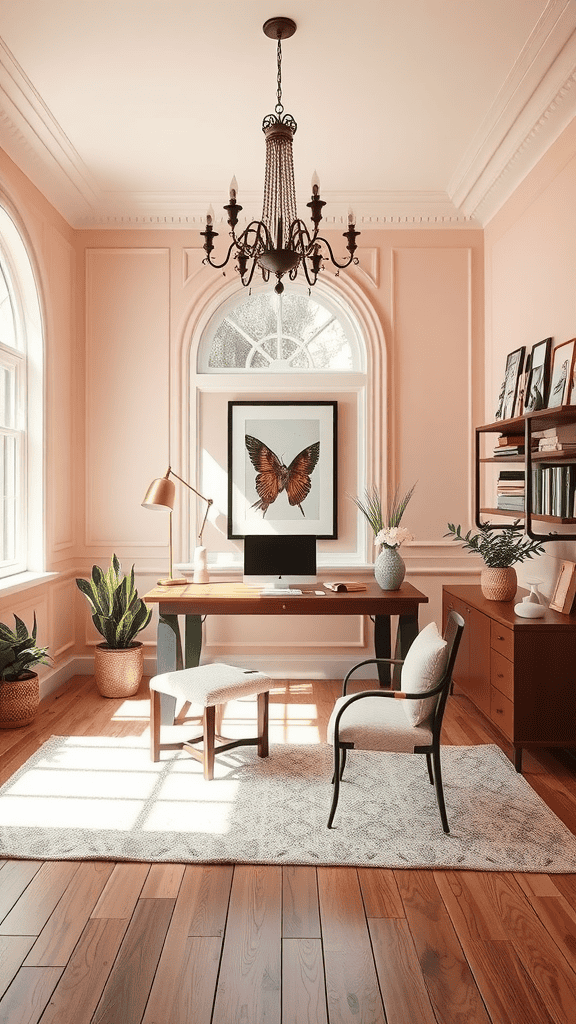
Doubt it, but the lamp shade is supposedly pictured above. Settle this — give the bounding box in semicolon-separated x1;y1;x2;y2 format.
142;475;176;510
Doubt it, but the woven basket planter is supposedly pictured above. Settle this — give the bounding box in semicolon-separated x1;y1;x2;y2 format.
94;642;144;698
480;567;517;602
0;671;40;729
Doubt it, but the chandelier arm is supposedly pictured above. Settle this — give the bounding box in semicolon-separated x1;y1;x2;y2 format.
236;220;274;256
288;219;316;253
313;235;359;270
301;258;319;288
202;240;238;271
240;256;260;288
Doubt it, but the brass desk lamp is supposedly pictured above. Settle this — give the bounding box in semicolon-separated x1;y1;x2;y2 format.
142;468;213;585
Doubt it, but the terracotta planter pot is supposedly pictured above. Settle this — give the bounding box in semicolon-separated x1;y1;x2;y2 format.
480;567;517;602
0;671;40;728
94;642;144;698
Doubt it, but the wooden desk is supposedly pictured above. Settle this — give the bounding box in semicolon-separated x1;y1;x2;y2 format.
144;580;428;719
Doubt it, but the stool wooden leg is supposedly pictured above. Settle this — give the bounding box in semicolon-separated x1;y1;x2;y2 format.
151;689;161;762
203;705;215;781
257;691;269;758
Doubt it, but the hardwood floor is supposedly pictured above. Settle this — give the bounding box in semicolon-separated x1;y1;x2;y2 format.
1;674;576;1023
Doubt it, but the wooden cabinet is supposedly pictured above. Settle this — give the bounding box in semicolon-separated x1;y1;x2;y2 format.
443;584;576;771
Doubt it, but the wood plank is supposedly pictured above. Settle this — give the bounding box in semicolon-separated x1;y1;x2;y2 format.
282;938;328;1024
0;966;62;1024
91;899;175;1024
368;918;437;1024
552;874;576;907
90;862;150;919
460;939;557;1024
142;936;221;1024
520;893;576;972
0;935;35;999
139;861;185;899
282;866;321;938
38;918;129;1024
212;865;282;1024
514;873;562;897
180;864;234;938
0;861;79;936
358;868;404;918
396;870;491;1024
0;861;42;924
317;867;386;1024
449;871;576;1024
24;861;114;966
433;870;509;940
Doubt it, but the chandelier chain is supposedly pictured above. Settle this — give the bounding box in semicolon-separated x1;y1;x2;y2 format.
275;36;284;115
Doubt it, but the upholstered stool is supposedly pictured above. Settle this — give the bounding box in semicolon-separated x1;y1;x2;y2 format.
149;663;271;780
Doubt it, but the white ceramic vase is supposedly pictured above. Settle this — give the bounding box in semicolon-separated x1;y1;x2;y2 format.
374;545;406;591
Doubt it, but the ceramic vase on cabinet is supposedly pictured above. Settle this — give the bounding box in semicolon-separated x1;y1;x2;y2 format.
374;546;406;591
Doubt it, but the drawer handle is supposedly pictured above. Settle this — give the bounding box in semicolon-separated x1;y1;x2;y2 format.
495;708;503;714
497;673;504;679
497;635;505;641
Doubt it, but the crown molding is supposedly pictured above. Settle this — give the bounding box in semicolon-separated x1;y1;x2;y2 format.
449;1;576;224
1;7;575;231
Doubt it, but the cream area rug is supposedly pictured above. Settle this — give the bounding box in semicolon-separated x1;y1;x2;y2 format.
1;736;576;871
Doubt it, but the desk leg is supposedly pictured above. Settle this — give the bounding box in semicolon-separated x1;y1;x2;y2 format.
374;616;392;687
157;614;182;726
392;614;419;687
184;614;202;669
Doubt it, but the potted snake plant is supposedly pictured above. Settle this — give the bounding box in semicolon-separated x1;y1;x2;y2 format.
0;613;51;728
76;554;152;697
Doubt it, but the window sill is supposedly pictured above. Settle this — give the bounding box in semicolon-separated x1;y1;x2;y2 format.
0;570;59;598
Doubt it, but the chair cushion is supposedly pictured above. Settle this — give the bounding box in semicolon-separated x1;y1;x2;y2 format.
400;621;448;727
327;693;433;752
150;663;271;706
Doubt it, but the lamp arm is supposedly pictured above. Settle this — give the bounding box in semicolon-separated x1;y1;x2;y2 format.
167;468;214;543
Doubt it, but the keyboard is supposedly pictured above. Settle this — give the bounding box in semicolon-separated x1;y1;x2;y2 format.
260;588;302;596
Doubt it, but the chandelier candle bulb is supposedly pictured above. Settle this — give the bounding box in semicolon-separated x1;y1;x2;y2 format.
229;177;237;200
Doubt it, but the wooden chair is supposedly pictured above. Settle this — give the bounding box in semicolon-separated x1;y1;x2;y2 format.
327;611;465;833
149;662;271;780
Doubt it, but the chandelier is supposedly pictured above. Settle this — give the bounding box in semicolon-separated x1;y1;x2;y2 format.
201;17;360;294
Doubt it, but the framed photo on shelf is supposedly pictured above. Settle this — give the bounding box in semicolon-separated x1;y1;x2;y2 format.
523;337;552;412
547;338;576;408
549;559;576;613
227;400;338;539
497;346;525;421
515;352;531;417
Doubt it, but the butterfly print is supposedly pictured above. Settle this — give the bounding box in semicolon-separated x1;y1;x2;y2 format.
245;435;320;516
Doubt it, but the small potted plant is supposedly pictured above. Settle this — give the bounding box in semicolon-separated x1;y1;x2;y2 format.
76;554;152;697
351;483;416;590
444;522;546;601
0;613;50;728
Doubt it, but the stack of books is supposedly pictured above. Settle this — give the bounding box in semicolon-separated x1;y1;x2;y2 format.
493;434;526;457
497;470;525;511
533;424;576;453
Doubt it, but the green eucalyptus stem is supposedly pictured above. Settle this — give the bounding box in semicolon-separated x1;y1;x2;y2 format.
444;522;546;568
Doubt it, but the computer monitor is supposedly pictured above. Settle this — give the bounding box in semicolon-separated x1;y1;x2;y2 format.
243;534;317;590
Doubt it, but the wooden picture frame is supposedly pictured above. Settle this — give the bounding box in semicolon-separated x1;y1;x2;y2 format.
549;559;576;613
227;400;338;539
523;337;552;412
547;338;576;409
497;346;525;421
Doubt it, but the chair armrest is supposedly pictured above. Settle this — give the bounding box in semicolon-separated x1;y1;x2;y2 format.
342;657;405;694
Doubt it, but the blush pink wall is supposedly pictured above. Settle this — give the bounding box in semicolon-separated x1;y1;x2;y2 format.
0;144;487;688
484;115;576;600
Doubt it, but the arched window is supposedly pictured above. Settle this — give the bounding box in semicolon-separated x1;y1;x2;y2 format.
189;281;382;568
0;206;43;579
198;287;364;373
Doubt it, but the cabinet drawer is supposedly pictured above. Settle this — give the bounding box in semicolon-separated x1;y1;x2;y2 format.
490;621;514;661
491;650;514;701
490;688;514;740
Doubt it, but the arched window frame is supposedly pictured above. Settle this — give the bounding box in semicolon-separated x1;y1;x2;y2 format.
0;202;44;581
179;274;387;569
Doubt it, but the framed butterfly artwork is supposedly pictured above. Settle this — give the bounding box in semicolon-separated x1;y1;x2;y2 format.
227;400;338;538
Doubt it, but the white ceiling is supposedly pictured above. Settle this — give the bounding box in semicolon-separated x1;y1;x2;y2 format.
0;0;575;229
